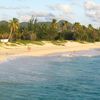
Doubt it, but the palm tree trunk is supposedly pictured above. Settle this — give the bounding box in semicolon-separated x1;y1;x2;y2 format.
8;32;12;41
8;28;13;41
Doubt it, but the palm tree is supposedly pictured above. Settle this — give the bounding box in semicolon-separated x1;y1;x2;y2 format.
51;19;57;29
62;21;68;32
47;19;58;40
73;22;83;40
73;22;81;32
8;18;19;40
88;24;94;30
28;16;35;31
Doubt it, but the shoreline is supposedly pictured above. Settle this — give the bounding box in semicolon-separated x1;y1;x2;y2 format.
0;41;100;63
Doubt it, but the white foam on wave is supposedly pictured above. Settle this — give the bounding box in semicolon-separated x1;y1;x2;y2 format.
61;49;100;58
61;53;96;58
61;54;74;57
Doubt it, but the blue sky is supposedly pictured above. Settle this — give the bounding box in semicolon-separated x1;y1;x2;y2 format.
0;0;100;27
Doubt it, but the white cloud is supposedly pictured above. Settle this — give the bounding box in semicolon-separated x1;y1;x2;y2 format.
49;4;72;14
84;0;100;22
48;4;74;21
17;11;55;22
17;4;74;22
0;6;29;10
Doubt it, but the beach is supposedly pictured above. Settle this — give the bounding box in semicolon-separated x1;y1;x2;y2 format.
0;41;100;62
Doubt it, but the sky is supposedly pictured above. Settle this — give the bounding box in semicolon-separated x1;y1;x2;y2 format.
0;0;100;28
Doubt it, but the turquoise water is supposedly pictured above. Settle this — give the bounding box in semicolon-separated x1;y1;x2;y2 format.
0;51;100;100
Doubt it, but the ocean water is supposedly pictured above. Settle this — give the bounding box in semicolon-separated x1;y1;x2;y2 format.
0;50;100;100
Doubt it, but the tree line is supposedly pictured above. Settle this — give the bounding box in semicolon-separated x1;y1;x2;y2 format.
0;17;100;42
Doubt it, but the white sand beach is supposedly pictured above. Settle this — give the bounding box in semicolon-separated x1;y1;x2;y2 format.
0;41;100;62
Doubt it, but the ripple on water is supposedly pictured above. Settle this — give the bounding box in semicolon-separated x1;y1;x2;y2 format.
0;50;100;100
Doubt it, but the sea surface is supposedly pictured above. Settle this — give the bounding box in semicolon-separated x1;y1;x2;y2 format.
0;49;100;100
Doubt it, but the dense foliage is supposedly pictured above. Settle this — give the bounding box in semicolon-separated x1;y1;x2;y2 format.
0;17;100;42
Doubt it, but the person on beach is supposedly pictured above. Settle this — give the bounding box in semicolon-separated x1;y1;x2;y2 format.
27;46;31;51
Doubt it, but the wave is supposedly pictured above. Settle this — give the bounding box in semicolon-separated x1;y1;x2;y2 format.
59;49;100;58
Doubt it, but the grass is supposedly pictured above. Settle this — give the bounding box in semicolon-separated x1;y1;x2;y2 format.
51;40;67;46
8;43;17;46
0;42;2;47
10;40;67;46
0;40;67;46
0;39;95;47
76;40;87;44
0;40;45;47
15;40;45;45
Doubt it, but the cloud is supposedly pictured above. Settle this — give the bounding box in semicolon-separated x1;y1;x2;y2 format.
17;4;74;22
48;4;74;21
0;6;30;10
49;4;72;14
84;0;100;22
17;11;55;21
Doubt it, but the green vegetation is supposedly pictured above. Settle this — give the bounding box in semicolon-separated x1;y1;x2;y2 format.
51;40;66;46
15;40;44;45
0;17;100;43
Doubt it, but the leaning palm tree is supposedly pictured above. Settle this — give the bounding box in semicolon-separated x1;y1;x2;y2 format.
8;18;19;40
